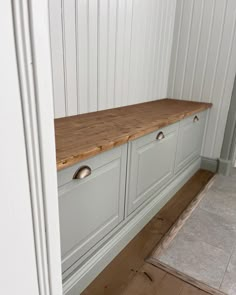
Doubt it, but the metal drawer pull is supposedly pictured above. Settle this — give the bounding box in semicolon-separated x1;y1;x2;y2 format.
73;165;92;180
193;115;199;123
156;131;165;140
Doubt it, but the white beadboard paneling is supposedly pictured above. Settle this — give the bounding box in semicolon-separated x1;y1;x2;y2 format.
168;0;236;159
114;0;130;107
106;0;118;109
128;0;144;104
77;0;89;113
151;0;163;100
77;0;98;114
121;0;133;107
97;0;109;110
49;0;66;118
63;0;77;116
144;0;156;100
88;0;98;112
50;0;177;116
162;0;177;98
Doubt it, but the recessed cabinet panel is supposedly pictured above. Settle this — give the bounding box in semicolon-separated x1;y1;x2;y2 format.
58;145;127;273
127;123;178;216
175;111;207;173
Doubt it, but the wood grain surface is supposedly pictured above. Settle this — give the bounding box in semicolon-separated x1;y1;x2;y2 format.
82;170;214;295
55;99;212;170
120;264;211;295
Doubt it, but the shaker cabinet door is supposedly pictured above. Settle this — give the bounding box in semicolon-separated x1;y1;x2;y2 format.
126;123;178;216
175;111;207;173
58;145;127;273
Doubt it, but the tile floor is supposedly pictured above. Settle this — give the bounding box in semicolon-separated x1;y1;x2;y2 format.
159;169;236;294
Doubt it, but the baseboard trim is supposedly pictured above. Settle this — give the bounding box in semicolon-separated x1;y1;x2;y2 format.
218;158;232;176
63;159;201;294
201;156;218;173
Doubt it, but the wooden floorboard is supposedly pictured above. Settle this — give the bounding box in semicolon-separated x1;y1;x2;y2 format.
82;169;214;295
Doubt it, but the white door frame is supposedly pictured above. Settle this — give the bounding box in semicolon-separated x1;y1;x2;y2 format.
12;1;62;294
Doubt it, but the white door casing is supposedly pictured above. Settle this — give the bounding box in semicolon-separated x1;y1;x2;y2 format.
1;1;63;295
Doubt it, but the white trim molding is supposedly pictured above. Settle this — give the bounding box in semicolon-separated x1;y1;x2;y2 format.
12;1;62;295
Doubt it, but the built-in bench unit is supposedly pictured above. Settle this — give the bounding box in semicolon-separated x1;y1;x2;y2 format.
55;99;211;294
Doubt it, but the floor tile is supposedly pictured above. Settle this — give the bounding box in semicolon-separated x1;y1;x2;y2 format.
211;175;236;197
159;232;230;289
179;207;236;253
199;189;236;225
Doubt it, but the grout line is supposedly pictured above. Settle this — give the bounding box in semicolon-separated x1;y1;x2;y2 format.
219;243;236;290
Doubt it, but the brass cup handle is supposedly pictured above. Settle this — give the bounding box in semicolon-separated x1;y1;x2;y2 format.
156;131;165;140
193;115;199;123
73;165;92;180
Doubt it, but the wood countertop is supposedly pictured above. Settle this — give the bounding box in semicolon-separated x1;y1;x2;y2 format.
55;99;212;171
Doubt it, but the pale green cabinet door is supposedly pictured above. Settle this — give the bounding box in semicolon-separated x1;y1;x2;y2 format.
126;123;178;216
58;145;127;273
175;111;207;173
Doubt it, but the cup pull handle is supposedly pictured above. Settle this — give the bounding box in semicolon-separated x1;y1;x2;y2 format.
73;165;92;180
156;131;165;140
193;115;199;123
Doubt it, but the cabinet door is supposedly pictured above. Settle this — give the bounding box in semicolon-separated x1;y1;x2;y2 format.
58;145;127;273
175;111;207;173
126;123;178;216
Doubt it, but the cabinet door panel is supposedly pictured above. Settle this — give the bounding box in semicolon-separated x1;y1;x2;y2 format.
127;123;178;215
58;145;127;273
175;111;207;173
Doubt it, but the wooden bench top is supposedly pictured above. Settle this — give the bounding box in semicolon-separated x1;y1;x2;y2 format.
55;98;212;170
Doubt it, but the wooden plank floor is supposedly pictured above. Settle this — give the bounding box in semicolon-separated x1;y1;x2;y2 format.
121;264;208;295
82;169;214;295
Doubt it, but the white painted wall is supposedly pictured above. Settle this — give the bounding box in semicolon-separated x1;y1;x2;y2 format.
0;2;39;294
168;0;236;159
50;0;177;118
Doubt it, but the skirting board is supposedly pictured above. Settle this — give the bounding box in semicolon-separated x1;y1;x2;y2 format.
63;158;201;295
218;158;233;176
201;156;218;173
